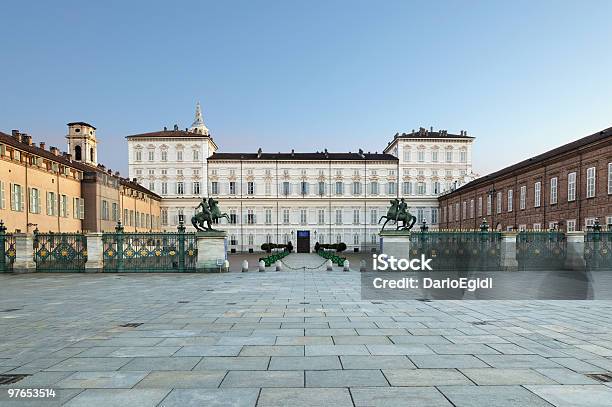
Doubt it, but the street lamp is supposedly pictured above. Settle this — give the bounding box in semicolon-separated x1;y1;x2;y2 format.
486;187;496;229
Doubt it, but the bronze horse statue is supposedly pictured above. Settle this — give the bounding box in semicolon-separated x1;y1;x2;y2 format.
378;198;417;231
191;197;230;231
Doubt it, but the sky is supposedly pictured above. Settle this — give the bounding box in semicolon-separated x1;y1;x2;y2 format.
1;0;611;177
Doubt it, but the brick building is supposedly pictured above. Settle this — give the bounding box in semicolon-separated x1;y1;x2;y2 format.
438;127;611;232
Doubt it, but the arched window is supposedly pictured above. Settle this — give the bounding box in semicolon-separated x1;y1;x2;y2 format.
74;145;82;161
90;148;94;161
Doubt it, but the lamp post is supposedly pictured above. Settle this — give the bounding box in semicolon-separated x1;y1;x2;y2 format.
420;219;429;232
486;187;496;230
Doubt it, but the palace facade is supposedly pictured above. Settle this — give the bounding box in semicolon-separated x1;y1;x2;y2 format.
0;124;161;233
438;127;612;232
127;104;476;252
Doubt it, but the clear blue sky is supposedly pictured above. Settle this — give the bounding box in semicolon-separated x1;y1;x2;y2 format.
1;0;611;176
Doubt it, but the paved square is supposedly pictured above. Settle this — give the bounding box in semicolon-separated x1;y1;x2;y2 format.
2;266;612;406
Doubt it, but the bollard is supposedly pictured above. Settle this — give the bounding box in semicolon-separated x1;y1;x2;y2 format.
259;260;266;272
343;260;350;272
241;260;249;272
275;260;283;271
360;260;367;272
223;260;230;273
326;259;333;271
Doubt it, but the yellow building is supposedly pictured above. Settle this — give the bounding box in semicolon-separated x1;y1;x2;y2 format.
0;123;161;233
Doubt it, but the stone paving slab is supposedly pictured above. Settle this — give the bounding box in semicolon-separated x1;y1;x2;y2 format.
258;388;352;407
305;369;388;387
159;388;259;407
56;371;148;389
135;371;226;388
383;368;473;386
438;385;553;407
351;386;453;407
64;389;170;407
221;370;304;388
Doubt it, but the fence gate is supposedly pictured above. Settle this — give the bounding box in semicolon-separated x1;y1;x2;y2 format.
585;231;612;271
0;222;15;272
102;231;197;272
33;232;87;271
516;231;566;271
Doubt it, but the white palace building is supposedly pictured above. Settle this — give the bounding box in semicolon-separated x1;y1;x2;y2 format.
127;104;475;253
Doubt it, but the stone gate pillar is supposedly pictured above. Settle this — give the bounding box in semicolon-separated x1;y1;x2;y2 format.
500;231;518;271
565;231;586;271
13;233;35;273
85;232;104;272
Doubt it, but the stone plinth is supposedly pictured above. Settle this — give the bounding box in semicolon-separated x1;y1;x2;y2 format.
500;232;519;271
379;230;411;260
13;233;35;273
196;231;228;272
85;233;104;272
565;231;586;271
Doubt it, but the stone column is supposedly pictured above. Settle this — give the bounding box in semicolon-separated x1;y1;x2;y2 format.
500;232;518;271
378;230;411;261
85;232;104;272
196;231;228;272
565;231;586;271
13;233;35;273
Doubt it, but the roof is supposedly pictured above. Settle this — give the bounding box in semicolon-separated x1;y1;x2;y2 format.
0;131;161;200
67;122;96;129
393;129;474;140
441;126;612;197
207;151;398;161
125;129;211;139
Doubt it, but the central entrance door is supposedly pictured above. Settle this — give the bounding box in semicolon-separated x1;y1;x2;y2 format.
297;230;310;253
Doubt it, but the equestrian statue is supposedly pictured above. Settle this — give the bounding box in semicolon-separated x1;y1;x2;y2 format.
378;198;417;231
191;197;230;232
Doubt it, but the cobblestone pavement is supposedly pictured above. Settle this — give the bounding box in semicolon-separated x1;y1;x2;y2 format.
1;255;612;406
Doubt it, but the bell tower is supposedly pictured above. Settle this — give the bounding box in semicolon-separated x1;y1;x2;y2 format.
66;122;98;166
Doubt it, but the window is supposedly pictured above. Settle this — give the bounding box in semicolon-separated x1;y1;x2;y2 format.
403;150;411;162
534;182;541;207
417;151;425;162
300;181;309;195
28;188;41;214
455;203;460;221
148;182;155;191
402;181;412;195
229;209;237;224
112;202;118;221
230;181;237;195
417;208;425;223
477;196;483;217
265;208;272;224
0;182;4;210
73;197;85;219
352;181;361;195
586;167;596;198
247;182;255;195
353;209;360;224
496;192;502;214
486;195;492;215
431;207;438;224
462;201;467;219
161;208;168;226
300;209;307;224
318;181;325;196
148;151;154;161
247;209;255;224
161;150;167;161
318;209;325;225
336;182;344;196
193;150;199;161
101;199;109;220
336;234;342;244
507;189;513;212
176;182;184;195
608;163;612;194
283;209;290;224
433;182;441;195
211;181;218;195
282;182;290;196
460;151;468;163
176;150;183;161
446;151;453;162
335;209;342;224
369;182;378;195
370;209;377;225
265;182;271;196
193;181;200;195
388;182;396;195
469;199;474;218
60;195;68;217
533;223;541;231
176;169;183;176
248;234;254;245
520;186;526;210
568;172;576;201
566;219;576;232
417;182;426;195
135;150;142;161
550;177;558;204
161;182;168;195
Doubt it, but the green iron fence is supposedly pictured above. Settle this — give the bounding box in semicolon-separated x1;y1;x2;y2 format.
585;231;612;271
409;231;502;271
102;225;197;272
0;221;16;272
516;231;566;271
33;231;87;271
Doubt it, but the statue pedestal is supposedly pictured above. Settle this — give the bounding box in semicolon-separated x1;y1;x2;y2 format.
379;230;411;261
196;231;228;272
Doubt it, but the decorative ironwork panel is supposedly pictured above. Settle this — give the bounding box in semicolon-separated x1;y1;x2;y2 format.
34;233;87;271
585;231;612;271
409;231;502;271
1;233;16;272
516;231;566;271
102;232;196;272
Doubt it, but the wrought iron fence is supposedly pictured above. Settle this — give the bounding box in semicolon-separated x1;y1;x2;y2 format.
33;232;87;271
409;231;502;270
0;221;16;272
516;231;566;271
102;227;197;272
585;231;612;271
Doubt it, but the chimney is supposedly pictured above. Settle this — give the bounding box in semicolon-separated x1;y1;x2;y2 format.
50;146;60;156
132;177;137;182
163;126;167;131
39;142;46;150
11;130;21;141
115;171;120;176
430;126;433;133
65;153;72;162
